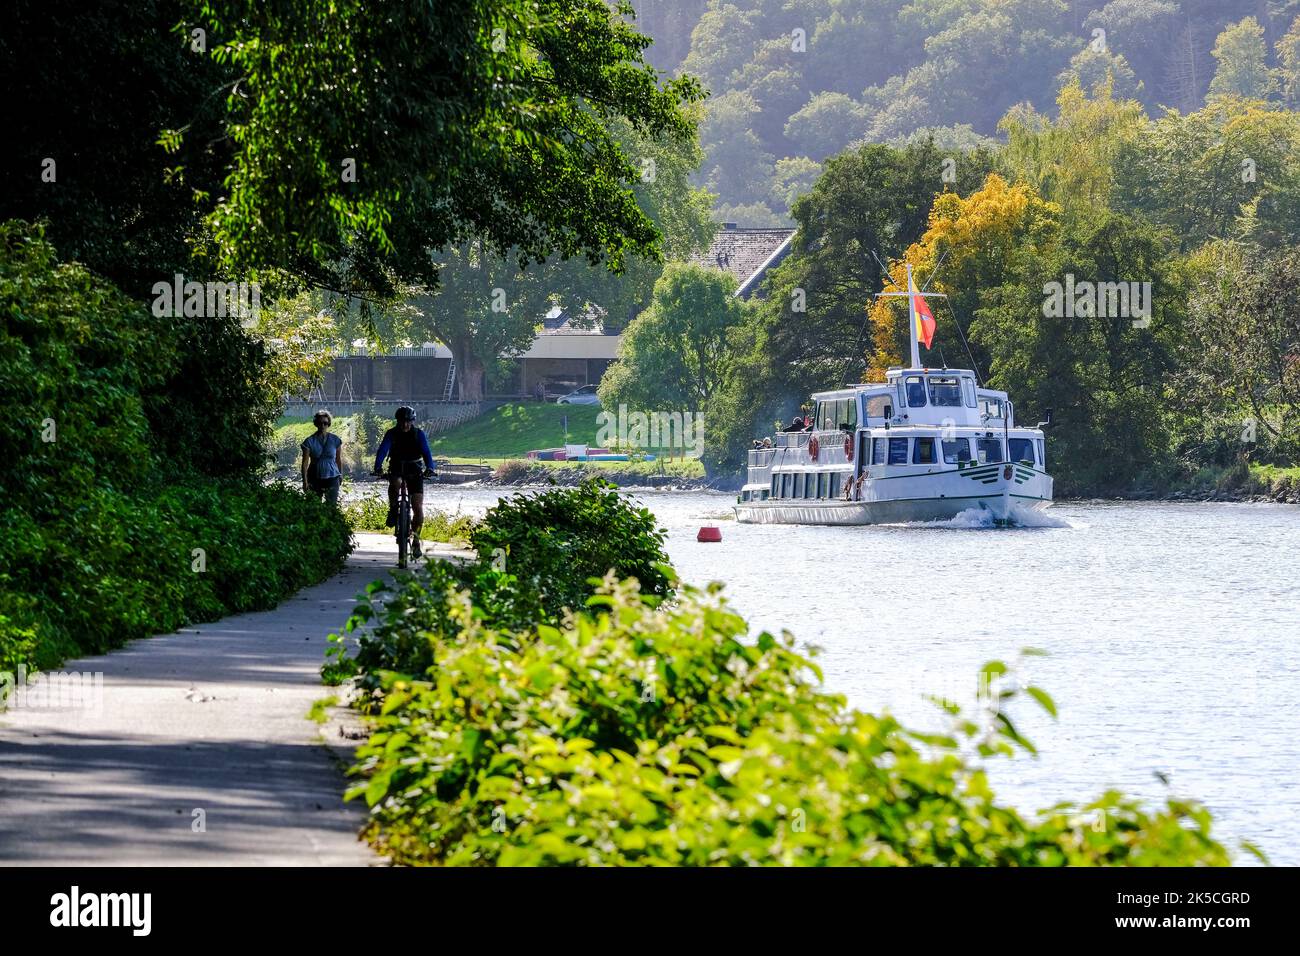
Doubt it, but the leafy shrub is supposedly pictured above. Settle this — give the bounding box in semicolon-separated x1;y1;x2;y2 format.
325;481;669;693
348;576;1234;867
343;496;477;541
0;221;353;673
323;559;541;692
0;479;352;674
143;311;281;479
0;220;168;508
493;458;533;483
357;402;386;456
469;478;671;618
270;425;309;469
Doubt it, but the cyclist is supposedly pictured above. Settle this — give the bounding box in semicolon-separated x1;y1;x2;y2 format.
372;406;436;557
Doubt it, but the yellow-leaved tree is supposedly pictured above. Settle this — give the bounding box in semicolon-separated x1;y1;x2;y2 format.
867;174;1060;378
999;77;1148;213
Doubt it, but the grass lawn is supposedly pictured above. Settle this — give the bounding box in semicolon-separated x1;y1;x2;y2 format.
426;402;604;457
1249;463;1300;483
436;455;706;478
270;404;707;478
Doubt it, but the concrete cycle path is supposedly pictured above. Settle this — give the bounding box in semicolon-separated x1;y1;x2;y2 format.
0;532;470;865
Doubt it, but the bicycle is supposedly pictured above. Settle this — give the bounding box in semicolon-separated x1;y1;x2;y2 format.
375;461;433;568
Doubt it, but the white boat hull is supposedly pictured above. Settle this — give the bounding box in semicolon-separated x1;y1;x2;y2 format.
735;465;1053;526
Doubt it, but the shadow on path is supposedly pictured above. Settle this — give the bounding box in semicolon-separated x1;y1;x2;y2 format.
0;537;403;865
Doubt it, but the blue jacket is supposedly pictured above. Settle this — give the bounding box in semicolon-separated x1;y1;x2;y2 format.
374;426;434;473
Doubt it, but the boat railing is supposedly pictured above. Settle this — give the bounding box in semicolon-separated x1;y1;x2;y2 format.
772;431;811;449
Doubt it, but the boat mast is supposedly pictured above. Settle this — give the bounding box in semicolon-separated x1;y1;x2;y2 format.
876;258;943;370
906;263;921;369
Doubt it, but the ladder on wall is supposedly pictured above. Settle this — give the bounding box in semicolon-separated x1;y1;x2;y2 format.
441;360;457;401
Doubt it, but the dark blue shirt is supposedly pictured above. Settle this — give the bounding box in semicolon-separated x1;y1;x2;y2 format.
375;426;434;472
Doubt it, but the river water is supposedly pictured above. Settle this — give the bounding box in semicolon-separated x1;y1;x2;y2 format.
419;485;1300;865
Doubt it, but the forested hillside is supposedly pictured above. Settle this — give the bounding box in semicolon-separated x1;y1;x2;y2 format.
632;0;1300;224
594;3;1300;495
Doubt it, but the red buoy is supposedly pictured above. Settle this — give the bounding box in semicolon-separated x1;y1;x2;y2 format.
697;526;722;543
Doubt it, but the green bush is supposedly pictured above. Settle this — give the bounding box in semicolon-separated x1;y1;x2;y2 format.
342;496;477;541
0;221;168;508
492;458;533;483
0;221;353;673
469;478;671;618
346;576;1235;867
325;481;670;693
324;559;541;692
0;479;352;673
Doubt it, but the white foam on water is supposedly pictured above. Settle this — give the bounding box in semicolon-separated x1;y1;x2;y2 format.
1008;504;1074;529
900;503;1074;530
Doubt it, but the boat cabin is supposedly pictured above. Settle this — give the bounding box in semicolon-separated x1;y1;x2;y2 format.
739;367;1048;503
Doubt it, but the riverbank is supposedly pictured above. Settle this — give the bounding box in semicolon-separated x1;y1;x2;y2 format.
482;461;729;492
294;453;1298;504
1068;463;1300;505
476;466;1299;503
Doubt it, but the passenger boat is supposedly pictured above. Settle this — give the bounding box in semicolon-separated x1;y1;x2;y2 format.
735;265;1053;526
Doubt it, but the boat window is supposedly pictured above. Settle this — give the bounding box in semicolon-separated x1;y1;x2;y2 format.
980;396;1003;420
872;438;887;465
830;473;841;498
905;376;927;407
771;475;779;497
1037;439;1046;469
866;394;890;419
963;377;977;408
942;438;972;464
819;401;835;430
912;437;937;464
927;376;962;407
888;437;909;465
1008;438;1035;465
845;399;858;428
782;473;793;498
804;473;816;499
975;438;1004;464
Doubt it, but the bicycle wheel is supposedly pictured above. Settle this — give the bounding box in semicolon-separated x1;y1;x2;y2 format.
397;500;411;568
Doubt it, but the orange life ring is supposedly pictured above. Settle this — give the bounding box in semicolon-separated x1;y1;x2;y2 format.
808;436;820;461
844;434;854;461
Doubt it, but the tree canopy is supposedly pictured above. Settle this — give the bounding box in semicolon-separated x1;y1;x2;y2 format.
649;0;1294;225
184;0;705;299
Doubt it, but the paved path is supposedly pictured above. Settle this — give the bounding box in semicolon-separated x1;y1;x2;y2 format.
0;533;470;866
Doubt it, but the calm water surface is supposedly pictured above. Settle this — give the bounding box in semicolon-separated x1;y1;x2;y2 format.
422;486;1300;864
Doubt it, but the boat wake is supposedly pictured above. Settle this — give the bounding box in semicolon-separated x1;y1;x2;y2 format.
904;504;1073;530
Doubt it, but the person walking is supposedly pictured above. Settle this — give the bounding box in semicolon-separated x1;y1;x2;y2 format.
301;409;344;506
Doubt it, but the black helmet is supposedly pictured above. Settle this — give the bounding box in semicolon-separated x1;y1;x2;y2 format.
395;405;416;422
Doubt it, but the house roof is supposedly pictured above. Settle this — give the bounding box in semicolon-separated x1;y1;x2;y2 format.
538;303;608;335
691;223;795;299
